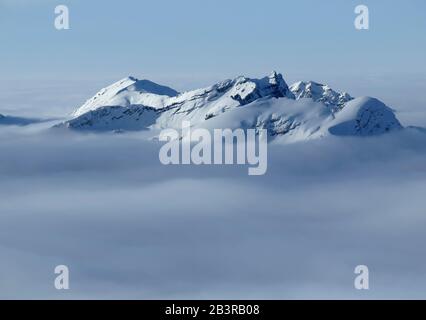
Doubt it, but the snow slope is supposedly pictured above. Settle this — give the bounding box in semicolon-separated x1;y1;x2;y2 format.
60;72;403;142
329;97;402;136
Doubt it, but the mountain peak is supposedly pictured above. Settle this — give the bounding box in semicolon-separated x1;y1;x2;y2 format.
268;70;281;82
226;72;294;105
267;71;294;98
73;77;179;117
127;76;138;82
290;80;353;111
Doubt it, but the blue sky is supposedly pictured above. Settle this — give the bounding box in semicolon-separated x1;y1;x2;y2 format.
1;0;425;84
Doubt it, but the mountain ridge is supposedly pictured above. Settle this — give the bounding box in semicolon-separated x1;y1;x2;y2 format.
58;71;404;142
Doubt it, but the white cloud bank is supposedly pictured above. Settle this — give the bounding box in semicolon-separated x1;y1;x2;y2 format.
1;124;426;299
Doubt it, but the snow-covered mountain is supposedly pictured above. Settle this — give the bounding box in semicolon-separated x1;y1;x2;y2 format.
289;81;353;111
58;71;403;142
73;77;179;118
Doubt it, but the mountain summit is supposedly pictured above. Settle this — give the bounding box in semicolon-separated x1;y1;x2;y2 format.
290;81;353;111
61;72;403;142
73;76;179;117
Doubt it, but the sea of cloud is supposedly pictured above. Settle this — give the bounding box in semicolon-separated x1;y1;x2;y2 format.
1;121;426;299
